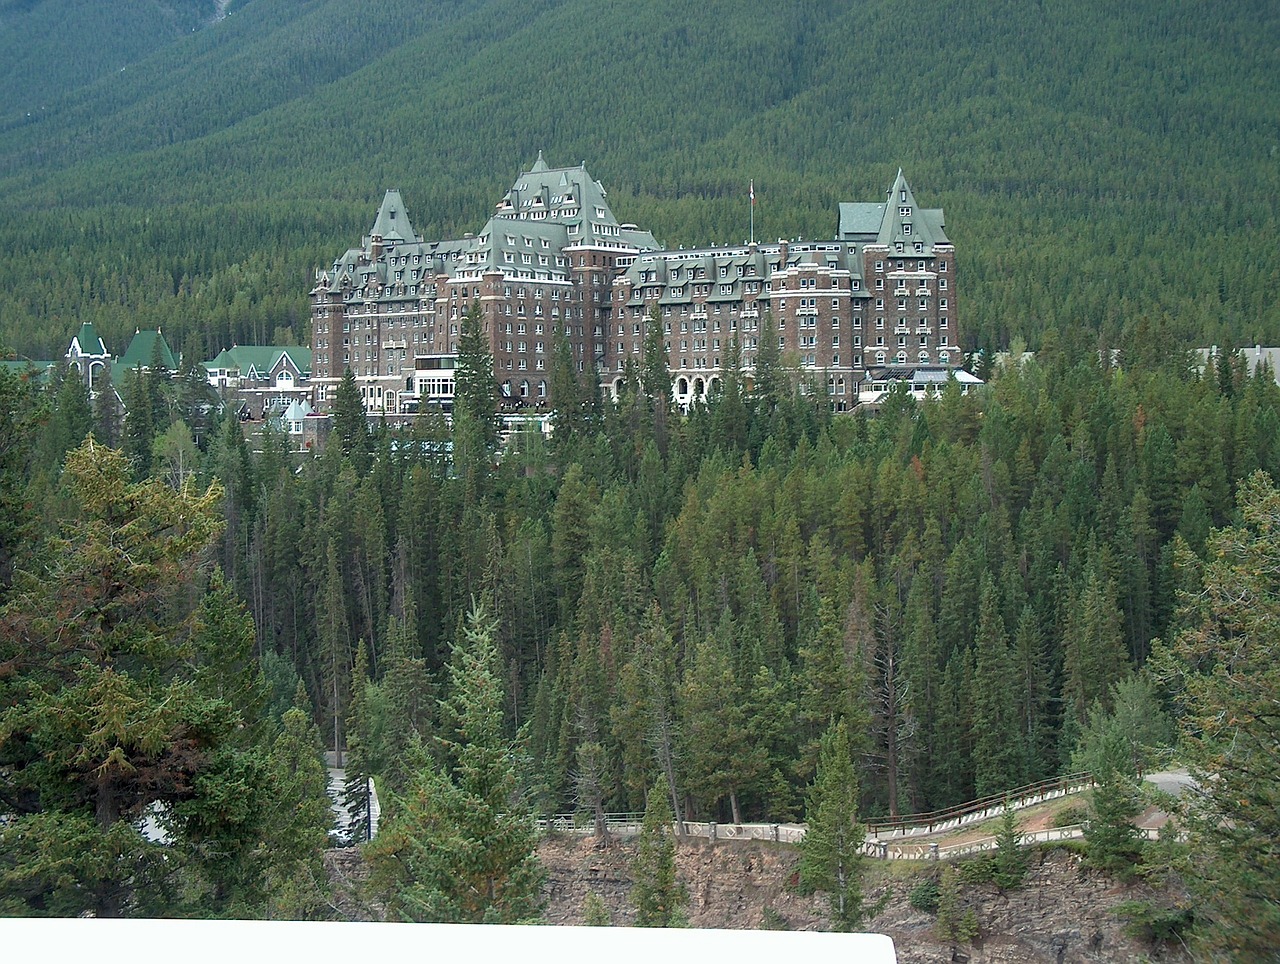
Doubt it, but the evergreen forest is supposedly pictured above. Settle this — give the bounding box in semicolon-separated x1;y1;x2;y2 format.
1;0;1279;952
3;319;1279;950
0;0;1277;361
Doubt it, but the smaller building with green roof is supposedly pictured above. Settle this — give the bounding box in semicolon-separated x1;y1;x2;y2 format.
204;344;313;420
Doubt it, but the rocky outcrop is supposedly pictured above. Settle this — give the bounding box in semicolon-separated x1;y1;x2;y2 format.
538;835;1192;963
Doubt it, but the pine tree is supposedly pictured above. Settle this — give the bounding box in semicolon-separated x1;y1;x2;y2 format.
365;598;544;923
991;803;1028;890
1165;471;1280;956
1083;764;1142;879
0;439;234;916
1062;565;1128;726
121;365;155;479
798;719;872;932
0;364;38;596
631;782;687;927
453;301;499;502
262;685;334;919
972;578;1024;796
343;640;376;843
331;368;370;474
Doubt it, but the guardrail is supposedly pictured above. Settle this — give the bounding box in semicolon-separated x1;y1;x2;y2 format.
863;772;1095;839
536;772;1102;861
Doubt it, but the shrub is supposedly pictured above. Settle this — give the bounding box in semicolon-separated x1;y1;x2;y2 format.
909;877;940;913
1114;900;1195;944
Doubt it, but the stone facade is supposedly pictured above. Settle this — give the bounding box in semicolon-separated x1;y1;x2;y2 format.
310;156;957;415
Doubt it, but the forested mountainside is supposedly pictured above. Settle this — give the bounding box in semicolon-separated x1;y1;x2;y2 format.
2;327;1278;951
1;0;1278;359
0;0;227;114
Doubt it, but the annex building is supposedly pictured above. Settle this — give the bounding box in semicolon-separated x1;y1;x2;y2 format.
309;155;956;415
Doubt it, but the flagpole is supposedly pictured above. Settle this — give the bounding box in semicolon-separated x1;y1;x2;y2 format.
749;179;755;245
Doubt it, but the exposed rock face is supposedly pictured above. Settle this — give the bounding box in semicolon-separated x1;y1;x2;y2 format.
325;833;1190;961
538;835;1192;963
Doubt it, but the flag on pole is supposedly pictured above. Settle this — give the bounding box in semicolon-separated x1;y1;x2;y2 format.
750;179;755;206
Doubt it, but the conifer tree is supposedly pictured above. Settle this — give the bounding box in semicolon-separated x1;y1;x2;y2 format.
972;578;1023;796
343;640;376;843
262;684;334;919
121;365;155;479
0;439;233;916
631;781;687;927
0;364;37;596
91;365;123;447
1062;565;1128;725
331;368;370;474
1165;471;1280;955
452;301;498;501
365;598;543;923
798;718;871;933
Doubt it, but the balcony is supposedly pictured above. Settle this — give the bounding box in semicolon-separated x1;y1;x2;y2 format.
915;325;933;335
740;308;760;319
895;324;909;334
915;286;932;297
894;287;910;296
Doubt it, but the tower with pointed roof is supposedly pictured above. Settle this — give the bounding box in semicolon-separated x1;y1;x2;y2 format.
66;321;111;392
309;161;956;416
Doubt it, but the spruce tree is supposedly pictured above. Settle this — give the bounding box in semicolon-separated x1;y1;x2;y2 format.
631;782;687;927
343;640;376;843
972;578;1023;796
365;598;544;923
452;301;498;501
331;368;370;474
262;685;334;919
798;719;872;932
1166;471;1280;955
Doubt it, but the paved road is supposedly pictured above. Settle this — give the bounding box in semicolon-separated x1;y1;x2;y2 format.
1144;768;1196;796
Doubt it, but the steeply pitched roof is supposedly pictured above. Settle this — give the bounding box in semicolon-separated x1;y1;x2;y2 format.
369;189;416;244
837;171;948;250
117;329;177;372
70;321;108;357
493;155;661;249
875;170;948;250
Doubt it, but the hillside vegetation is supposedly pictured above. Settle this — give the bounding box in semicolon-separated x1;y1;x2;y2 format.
0;0;1277;359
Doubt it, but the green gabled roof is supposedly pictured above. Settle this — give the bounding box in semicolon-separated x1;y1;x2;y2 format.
204;345;311;377
876;171;948;250
71;321;108;356
117;329;177;372
370;189;416;244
